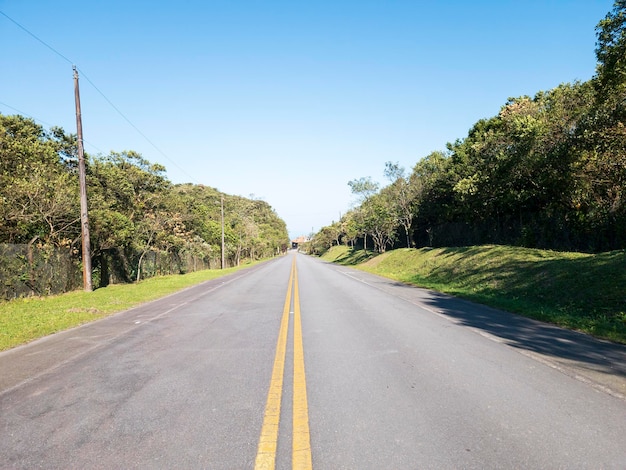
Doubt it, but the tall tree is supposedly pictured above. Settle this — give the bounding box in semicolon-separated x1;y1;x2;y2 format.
575;0;626;248
384;161;417;247
348;177;380;250
88;151;173;281
0;115;79;246
595;0;626;99
362;188;398;253
409;150;453;246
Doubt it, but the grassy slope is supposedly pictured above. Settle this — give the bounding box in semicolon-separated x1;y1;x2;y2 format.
0;264;254;351
321;245;626;344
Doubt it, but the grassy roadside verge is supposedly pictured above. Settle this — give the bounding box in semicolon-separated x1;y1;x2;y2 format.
0;263;258;352
321;245;626;344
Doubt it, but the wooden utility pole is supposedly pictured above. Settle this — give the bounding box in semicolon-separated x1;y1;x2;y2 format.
221;194;225;269
73;66;93;291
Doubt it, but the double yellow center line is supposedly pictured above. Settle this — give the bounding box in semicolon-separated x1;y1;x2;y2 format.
255;256;312;469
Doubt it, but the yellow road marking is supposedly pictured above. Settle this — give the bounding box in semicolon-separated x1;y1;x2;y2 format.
254;258;295;470
254;256;313;469
292;261;313;469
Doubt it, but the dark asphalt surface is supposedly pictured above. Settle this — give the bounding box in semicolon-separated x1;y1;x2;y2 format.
1;252;626;469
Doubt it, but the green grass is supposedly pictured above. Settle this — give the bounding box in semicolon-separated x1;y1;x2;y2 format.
320;245;377;264
0;263;256;351
323;245;626;344
5;247;625;349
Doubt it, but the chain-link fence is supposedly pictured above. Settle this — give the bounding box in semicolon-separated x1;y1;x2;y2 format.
0;244;224;300
0;244;82;300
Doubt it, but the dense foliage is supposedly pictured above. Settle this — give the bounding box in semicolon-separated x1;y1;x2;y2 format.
0;115;290;287
312;2;626;254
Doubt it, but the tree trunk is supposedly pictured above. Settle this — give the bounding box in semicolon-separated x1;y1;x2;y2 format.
136;249;147;283
403;222;413;248
27;236;39;296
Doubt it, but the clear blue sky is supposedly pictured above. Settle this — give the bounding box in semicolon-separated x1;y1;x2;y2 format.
0;1;614;239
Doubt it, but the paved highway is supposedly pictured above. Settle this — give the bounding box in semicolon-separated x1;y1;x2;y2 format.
1;252;626;469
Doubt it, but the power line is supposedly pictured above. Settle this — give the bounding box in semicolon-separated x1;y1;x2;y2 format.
0;9;200;184
0;10;73;65
0;100;55;127
0;100;106;155
76;68;197;182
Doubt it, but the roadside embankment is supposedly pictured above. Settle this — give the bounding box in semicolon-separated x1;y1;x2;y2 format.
321;245;626;344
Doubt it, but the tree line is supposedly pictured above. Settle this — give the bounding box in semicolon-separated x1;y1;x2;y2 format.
311;2;626;255
0;114;290;288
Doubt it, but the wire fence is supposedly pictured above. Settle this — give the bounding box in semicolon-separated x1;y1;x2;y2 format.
0;243;81;299
0;244;222;300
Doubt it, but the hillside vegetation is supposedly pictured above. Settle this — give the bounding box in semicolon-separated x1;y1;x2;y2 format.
0;115;290;296
321;245;626;344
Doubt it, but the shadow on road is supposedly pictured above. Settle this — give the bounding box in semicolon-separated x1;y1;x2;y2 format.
417;289;626;380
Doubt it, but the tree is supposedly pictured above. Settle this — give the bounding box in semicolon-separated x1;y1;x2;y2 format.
348;176;380;202
570;1;626;249
340;211;360;248
409;150;452;246
348;177;380;250
0;114;79;246
171;184;226;264
310;223;341;255
88;150;173;281
384;161;417;247
361;189;398;253
595;1;626;99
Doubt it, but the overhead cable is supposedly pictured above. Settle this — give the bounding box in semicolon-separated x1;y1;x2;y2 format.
0;9;200;184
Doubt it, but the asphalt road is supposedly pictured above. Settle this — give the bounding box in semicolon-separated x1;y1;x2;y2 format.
1;252;626;469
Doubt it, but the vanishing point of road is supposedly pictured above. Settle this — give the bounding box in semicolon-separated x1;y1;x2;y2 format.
1;252;626;468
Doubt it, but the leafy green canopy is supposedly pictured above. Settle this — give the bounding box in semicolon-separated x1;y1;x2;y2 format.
314;1;626;254
0;114;290;283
